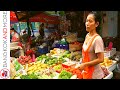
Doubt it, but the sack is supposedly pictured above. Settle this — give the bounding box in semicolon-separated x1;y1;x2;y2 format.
65;33;77;43
69;43;82;52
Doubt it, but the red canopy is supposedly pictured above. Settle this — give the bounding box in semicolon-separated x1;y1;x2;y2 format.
29;13;60;24
10;11;18;22
10;11;60;24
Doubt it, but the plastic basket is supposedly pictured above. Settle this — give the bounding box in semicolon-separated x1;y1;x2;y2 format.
38;47;48;54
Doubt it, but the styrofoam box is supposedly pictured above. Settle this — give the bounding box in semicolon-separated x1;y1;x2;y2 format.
104;48;116;57
103;71;113;79
107;60;117;71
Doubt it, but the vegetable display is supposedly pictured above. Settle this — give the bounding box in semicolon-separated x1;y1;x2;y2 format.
11;48;112;79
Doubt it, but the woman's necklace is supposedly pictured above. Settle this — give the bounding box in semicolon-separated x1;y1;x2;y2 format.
85;36;92;45
85;34;97;45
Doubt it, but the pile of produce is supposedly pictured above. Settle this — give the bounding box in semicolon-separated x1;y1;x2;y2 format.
58;70;72;79
100;57;113;67
37;68;57;79
45;57;66;65
49;48;67;55
20;73;38;79
64;67;82;79
36;54;47;61
53;64;63;73
18;56;32;65
23;61;49;74
37;55;66;66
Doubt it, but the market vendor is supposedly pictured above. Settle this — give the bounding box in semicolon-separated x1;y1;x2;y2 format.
10;28;24;58
39;23;45;39
77;11;104;79
10;28;20;42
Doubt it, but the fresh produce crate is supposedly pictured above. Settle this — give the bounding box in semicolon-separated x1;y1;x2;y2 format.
103;71;113;79
104;48;116;57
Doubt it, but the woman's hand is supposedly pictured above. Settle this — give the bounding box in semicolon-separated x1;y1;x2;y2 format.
78;63;86;70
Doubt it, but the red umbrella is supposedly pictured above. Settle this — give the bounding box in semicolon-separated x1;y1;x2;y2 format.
29;13;60;24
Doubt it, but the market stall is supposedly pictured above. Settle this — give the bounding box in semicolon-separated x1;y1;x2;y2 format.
10;11;118;79
10;11;60;57
10;31;117;79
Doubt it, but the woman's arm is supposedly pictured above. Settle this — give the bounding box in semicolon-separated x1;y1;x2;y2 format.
85;52;104;66
78;52;104;70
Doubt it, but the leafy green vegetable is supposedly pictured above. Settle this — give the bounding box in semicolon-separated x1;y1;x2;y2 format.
58;70;72;79
14;60;21;71
20;73;38;79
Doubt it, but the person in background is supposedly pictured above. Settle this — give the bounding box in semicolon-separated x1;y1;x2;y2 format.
10;28;20;42
76;11;104;79
10;33;12;42
39;23;45;39
10;28;23;58
23;30;26;35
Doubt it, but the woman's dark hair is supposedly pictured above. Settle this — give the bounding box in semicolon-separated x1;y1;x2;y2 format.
88;11;102;33
10;28;20;37
11;28;18;33
41;23;44;27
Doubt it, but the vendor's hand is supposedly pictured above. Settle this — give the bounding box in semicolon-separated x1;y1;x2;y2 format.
78;63;86;70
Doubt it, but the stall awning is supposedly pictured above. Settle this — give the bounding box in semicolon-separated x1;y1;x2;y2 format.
10;11;60;24
29;13;60;24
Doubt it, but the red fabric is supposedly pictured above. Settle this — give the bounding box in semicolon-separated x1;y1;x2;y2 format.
10;11;18;22
10;11;60;24
11;33;19;42
18;42;23;47
29;13;60;24
26;50;34;56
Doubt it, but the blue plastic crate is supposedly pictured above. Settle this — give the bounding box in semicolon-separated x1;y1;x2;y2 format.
38;47;48;54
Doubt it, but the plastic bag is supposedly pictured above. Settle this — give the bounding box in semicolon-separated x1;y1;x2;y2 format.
10;62;16;79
